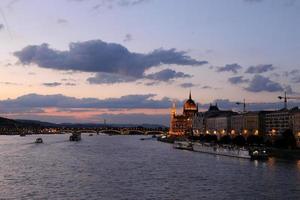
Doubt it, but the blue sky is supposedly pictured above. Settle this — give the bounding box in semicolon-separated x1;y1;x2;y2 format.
0;0;300;125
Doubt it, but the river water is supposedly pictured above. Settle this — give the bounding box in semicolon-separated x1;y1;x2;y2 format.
0;134;299;200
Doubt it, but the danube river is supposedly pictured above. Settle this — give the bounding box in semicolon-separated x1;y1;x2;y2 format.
0;135;299;200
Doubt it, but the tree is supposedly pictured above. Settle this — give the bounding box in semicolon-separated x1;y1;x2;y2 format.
274;129;297;149
232;135;246;146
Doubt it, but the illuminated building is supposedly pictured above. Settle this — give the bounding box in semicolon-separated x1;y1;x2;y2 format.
204;104;235;136
169;92;198;136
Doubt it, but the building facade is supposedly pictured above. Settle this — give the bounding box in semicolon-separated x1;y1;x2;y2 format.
169;92;198;136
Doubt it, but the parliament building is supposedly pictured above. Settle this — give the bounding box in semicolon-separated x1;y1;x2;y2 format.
169;92;198;136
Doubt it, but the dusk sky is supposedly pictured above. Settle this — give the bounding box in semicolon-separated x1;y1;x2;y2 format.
0;0;300;125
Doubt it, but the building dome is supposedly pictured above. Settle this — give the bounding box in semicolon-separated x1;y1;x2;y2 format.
183;91;197;111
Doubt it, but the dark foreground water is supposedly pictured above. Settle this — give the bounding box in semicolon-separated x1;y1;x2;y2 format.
0;135;299;200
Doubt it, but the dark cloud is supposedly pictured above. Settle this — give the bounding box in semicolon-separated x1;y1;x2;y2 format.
123;33;132;42
244;0;263;3
179;83;197;88
42;82;62;87
87;73;137;84
118;0;150;6
205;99;299;111
14;40;207;79
245;64;274;74
72;0;151;10
144;81;159;86
65;83;77;86
245;75;285;92
216;63;242;74
286;69;300;83
0;93;175;110
228;76;249;84
0;24;4;31
96;113;169;126
2;93;300;124
0;81;21;86
57;18;69;24
201;85;213;89
145;69;192;82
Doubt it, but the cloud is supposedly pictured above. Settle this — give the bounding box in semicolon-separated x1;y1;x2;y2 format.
245;64;274;74
0;81;21;86
205;99;300;111
0;24;4;31
87;72;137;84
96;113;169;126
145;69;192;82
0;93;175;110
216;63;242;74
286;69;300;83
73;0;151;10
179;83;197;88
42;82;62;87
244;0;263;3
245;75;286;92
2;93;300;124
65;82;77;86
228;76;249;84
118;0;150;6
14;40;207;80
57;18;69;24
123;33;132;42
201;85;213;89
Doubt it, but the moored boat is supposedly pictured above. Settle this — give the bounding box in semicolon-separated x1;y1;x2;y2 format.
249;148;269;160
35;138;43;144
192;142;269;160
69;132;81;141
173;141;193;151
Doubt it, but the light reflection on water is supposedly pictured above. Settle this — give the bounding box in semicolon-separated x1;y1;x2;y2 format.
0;134;299;200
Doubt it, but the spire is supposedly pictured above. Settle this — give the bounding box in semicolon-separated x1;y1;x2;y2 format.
171;100;176;116
189;90;192;100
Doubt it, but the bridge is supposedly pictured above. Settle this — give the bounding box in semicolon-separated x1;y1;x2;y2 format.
60;127;167;135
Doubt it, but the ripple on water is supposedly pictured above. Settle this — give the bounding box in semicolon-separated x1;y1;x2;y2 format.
0;135;299;200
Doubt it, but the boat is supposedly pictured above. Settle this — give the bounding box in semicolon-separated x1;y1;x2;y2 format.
69;133;81;141
173;141;193;151
20;133;26;137
192;142;268;160
35;138;43;144
249;147;269;160
89;133;93;136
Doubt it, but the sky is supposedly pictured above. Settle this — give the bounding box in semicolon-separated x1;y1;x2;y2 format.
0;0;300;125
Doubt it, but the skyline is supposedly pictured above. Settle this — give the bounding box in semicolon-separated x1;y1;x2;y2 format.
1;0;300;124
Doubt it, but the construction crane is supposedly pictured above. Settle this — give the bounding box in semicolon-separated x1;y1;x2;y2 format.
278;92;300;109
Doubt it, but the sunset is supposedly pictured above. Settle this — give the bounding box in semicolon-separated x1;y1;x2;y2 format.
0;0;300;199
1;0;299;124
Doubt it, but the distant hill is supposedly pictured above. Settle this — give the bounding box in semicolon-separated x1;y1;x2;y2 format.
15;119;57;127
0;117;166;129
0;117;20;127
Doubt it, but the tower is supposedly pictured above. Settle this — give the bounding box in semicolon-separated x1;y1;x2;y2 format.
170;101;176;133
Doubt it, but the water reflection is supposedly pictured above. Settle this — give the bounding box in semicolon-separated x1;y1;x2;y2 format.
0;135;299;200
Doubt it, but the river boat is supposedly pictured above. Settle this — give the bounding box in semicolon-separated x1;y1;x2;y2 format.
35;138;43;144
192;142;268;160
249;147;269;160
69;133;81;141
173;141;193;151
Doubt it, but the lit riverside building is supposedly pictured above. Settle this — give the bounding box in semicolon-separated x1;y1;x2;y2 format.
169;92;198;136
